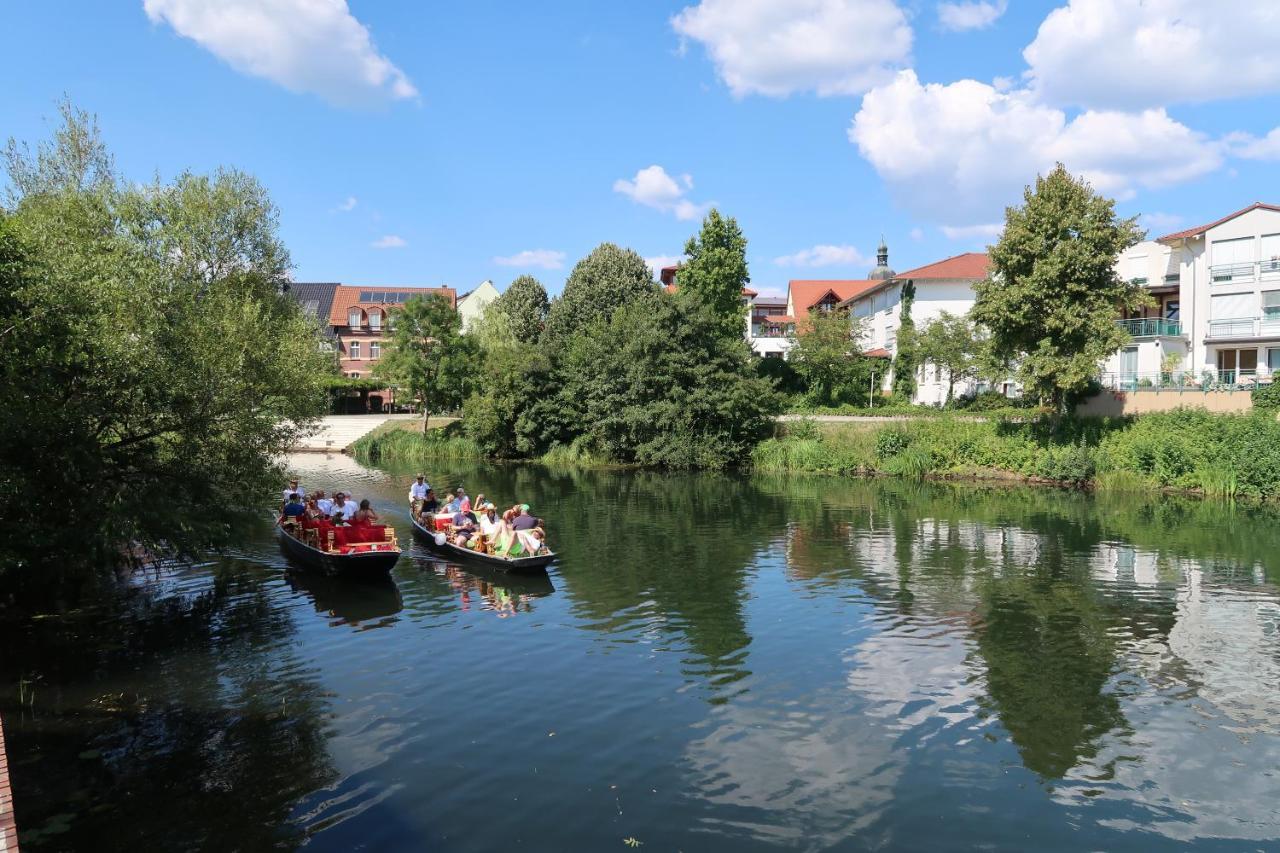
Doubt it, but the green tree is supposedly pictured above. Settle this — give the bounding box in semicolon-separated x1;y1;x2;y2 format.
892;280;918;400
542;243;654;344
918;311;982;404
462;342;558;458
788;312;876;407
971;164;1148;412
674;208;750;339
0;102;330;585
375;293;476;429
558;294;779;468
494;274;549;344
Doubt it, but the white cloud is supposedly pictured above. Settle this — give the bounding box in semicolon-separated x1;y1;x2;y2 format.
937;0;1007;32
613;165;710;221
493;249;566;270
332;195;358;212
1227;127;1280;161
773;244;868;268
644;255;683;277
1023;0;1280;109
1140;212;1183;231
143;0;417;107
940;223;1002;240
370;235;406;249
849;70;1223;229
670;0;912;97
909;227;925;241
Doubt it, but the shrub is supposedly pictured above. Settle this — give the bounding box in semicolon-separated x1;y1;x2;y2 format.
1253;381;1280;413
875;428;912;459
1035;444;1096;485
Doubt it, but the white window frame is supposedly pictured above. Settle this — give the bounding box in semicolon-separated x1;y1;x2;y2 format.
368;309;382;331
349;340;361;359
370;341;381;360
348;308;363;328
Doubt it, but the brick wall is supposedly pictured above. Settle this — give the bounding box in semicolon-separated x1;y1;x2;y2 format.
0;716;17;852
1076;389;1255;416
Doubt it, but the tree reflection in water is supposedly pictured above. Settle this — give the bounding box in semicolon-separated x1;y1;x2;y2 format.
0;561;337;850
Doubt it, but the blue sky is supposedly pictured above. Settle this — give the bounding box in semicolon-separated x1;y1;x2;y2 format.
4;1;1279;297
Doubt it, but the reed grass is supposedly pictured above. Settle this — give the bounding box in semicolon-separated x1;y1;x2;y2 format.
351;422;483;464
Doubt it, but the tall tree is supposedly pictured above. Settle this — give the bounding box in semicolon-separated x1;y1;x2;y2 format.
495;274;549;344
558;294;779;468
917;311;982;403
675;208;750;339
971;164;1147;412
542;243;655;344
375;293;476;429
891;280;919;400
1;103;331;585
788;312;876;407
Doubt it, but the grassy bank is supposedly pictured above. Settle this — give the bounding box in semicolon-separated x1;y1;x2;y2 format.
754;409;1280;499
351;420;611;468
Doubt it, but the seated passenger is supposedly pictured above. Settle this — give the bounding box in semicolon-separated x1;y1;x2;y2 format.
354;499;379;526
511;504;540;531
418;488;439;519
281;493;306;520
314;490;333;516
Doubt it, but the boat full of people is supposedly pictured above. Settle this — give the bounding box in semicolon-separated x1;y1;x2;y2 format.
406;478;555;574
276;480;401;578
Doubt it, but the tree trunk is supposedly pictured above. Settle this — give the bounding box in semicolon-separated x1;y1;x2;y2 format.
421;404;431;433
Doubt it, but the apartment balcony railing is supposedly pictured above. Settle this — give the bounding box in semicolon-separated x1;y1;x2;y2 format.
1117;317;1182;337
751;327;792;339
1210;259;1280;284
1205;317;1280;339
1099;369;1274;392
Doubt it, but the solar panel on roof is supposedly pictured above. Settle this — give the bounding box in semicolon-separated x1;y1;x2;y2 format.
359;291;373;301
371;291;386;302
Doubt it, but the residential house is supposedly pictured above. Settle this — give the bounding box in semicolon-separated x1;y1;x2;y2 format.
330;285;458;410
1102;202;1280;388
457;279;500;332
840;252;994;404
748;295;790;357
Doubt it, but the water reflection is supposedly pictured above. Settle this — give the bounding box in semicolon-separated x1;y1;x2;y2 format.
286;571;403;629
6;460;1280;850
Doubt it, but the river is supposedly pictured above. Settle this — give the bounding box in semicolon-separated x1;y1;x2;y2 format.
4;453;1280;851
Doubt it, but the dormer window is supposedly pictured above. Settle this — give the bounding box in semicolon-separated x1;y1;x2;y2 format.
368;309;382;331
348;307;363;328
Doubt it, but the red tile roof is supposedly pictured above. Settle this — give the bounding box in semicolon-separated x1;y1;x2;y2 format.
788;280;880;312
895;252;990;280
1156;202;1280;243
864;348;892;358
329;285;457;325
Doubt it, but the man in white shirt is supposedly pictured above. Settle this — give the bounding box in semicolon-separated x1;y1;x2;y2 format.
332;493;357;522
409;474;430;503
314;490;333;516
282;479;304;503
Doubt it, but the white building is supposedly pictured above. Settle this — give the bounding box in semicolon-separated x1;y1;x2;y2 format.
456;279;500;332
1102;202;1280;388
840;252;997;405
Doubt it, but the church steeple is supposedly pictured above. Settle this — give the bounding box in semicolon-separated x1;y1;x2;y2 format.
869;234;895;280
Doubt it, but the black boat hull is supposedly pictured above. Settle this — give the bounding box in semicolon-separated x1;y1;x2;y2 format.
277;526;400;578
410;517;554;573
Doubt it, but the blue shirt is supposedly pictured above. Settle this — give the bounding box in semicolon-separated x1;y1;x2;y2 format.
283;501;306;518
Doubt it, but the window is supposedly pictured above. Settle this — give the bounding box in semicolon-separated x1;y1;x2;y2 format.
348;371;361;379
1264;291;1280;322
348;308;363;328
1164;300;1180;321
349;341;361;359
371;342;381;360
302;299;320;317
1262;234;1280;276
885;326;897;348
852;298;871;318
1211;237;1255;282
368;309;382;331
1269;348;1280;372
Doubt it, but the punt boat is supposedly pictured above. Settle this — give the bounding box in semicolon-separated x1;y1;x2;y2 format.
410;515;554;574
277;519;401;579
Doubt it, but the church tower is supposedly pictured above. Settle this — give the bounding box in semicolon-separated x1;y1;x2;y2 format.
868;236;895;280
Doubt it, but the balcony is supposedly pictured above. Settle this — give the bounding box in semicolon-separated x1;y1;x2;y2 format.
1206;317;1280;340
1117;317;1182;338
1210;259;1280;285
1099;369;1275;392
751;327;791;339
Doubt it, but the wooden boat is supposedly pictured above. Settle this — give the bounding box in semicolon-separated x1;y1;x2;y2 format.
277;519;401;579
410;515;555;574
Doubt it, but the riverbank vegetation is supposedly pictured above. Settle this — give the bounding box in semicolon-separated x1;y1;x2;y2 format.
754;408;1280;499
0;103;330;590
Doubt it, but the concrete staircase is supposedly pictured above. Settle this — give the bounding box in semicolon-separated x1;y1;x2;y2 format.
295;414;419;452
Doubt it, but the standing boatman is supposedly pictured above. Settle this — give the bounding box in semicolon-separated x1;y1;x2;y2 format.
409;474;430;513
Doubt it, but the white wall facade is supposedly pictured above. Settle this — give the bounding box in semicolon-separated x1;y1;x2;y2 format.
850;279;992;404
457;279;500;332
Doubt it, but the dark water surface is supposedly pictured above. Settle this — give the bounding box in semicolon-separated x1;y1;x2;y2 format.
5;454;1280;851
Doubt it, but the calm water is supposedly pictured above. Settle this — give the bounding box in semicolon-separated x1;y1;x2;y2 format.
5;455;1280;851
